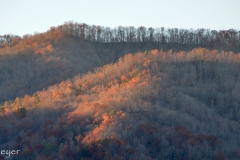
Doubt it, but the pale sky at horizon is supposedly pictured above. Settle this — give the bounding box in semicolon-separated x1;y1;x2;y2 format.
1;0;240;37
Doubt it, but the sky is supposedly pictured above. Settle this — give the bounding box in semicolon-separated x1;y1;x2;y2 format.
1;0;240;37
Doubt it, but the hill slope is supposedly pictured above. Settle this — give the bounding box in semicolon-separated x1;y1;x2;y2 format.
0;29;197;104
1;23;240;104
0;48;240;159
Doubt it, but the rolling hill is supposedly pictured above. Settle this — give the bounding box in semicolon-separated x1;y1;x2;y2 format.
1;23;240;105
0;47;240;159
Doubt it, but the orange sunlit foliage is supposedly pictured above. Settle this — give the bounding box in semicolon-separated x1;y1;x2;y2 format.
0;26;63;55
142;80;150;85
151;49;159;56
66;102;94;124
59;81;67;88
35;44;54;54
115;110;126;118
234;54;240;63
121;75;128;81
143;58;151;67
82;125;105;143
46;44;54;52
97;73;104;80
107;87;119;95
2;107;11;116
127;77;141;87
102;113;111;124
141;69;151;77
211;50;218;55
32;42;38;49
175;51;186;61
65;85;72;94
82;114;111;143
123;53;133;63
83;81;91;88
82;111;126;144
51;91;63;99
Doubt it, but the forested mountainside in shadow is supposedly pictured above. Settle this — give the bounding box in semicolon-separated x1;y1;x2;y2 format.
0;48;240;160
0;22;240;104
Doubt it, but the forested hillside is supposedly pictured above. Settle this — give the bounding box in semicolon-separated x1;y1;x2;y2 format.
2;21;240;48
1;48;240;159
0;22;239;104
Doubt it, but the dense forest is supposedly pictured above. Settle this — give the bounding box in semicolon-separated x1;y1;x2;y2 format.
0;22;239;104
0;23;240;159
1;22;240;48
